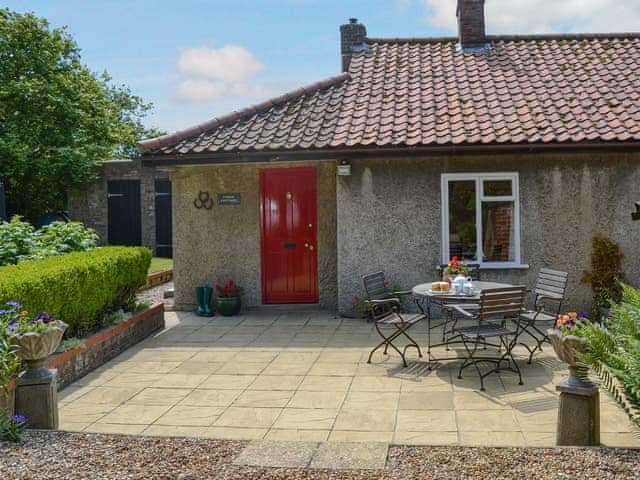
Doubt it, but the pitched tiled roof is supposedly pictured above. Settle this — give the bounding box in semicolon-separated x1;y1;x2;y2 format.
139;34;640;156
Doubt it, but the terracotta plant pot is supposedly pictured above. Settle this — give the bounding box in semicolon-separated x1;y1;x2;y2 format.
216;297;241;316
11;322;68;379
547;328;592;388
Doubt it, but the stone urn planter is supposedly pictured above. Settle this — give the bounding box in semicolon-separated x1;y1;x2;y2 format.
11;321;68;379
216;297;241;317
547;328;592;388
547;328;600;446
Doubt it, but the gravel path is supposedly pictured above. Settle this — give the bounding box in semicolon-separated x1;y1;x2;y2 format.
2;431;639;479
137;281;174;309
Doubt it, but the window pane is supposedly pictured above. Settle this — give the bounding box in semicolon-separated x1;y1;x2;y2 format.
483;180;512;197
482;201;515;262
448;180;477;261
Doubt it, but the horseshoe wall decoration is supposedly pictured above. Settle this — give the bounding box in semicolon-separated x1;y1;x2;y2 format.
194;191;213;209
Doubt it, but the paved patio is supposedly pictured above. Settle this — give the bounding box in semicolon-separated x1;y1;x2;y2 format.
59;310;639;448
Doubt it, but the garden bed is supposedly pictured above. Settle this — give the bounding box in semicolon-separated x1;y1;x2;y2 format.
143;269;173;290
44;304;164;390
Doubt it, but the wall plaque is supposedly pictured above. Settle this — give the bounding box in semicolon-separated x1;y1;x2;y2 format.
217;193;241;205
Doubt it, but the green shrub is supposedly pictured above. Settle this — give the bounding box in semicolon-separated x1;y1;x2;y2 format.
577;284;640;433
33;221;99;256
581;235;628;312
0;216;98;266
0;217;37;266
0;247;151;337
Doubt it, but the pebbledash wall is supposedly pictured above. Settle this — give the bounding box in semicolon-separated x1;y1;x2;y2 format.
68;159;169;250
169;161;338;310
336;151;640;313
168;151;640;313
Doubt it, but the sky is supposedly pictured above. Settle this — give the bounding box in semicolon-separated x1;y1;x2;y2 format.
4;0;640;134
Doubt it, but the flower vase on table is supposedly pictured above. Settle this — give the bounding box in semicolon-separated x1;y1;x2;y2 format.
442;256;470;284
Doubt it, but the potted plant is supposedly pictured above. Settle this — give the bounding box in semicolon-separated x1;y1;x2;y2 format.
442;256;469;283
214;279;242;316
581;236;627;320
4;302;67;379
548;311;592;388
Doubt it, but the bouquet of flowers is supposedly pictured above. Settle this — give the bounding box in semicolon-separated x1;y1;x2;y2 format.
443;256;470;276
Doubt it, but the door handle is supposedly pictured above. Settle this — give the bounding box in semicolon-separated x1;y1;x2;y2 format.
304;243;309;248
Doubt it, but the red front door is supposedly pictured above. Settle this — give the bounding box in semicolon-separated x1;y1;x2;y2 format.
260;167;318;303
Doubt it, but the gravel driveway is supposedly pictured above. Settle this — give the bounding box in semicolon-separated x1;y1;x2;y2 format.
2;431;639;479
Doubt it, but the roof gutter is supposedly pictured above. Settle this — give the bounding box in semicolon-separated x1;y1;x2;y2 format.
140;141;640;167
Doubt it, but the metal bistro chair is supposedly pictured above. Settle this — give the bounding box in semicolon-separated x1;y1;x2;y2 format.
449;286;527;390
362;272;424;368
438;263;481;344
518;268;569;363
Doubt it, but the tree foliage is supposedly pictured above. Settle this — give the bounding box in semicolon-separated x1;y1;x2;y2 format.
0;8;153;220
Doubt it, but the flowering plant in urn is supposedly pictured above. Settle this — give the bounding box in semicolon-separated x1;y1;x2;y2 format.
548;311;591;388
3;301;67;379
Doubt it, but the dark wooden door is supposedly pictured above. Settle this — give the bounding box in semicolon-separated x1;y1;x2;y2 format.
154;180;172;258
260;167;318;304
107;180;141;246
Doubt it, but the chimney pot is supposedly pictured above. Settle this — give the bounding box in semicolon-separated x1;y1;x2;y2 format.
457;0;486;49
340;18;367;72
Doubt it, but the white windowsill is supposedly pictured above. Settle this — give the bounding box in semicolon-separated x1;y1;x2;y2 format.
478;263;530;270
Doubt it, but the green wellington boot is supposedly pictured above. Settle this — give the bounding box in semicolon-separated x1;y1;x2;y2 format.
194;286;206;316
202;286;214;316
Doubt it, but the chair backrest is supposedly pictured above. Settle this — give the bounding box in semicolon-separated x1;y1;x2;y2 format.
478;286;527;321
534;268;569;312
361;272;393;321
439;263;481;281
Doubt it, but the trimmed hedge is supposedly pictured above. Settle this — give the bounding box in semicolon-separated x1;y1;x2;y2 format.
0;247;151;337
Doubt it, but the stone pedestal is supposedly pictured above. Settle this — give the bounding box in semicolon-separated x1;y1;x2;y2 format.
15;369;59;430
556;377;600;446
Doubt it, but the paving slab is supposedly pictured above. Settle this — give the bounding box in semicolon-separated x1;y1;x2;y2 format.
57;310;640;450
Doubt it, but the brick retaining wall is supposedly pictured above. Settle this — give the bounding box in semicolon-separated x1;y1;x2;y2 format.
45;304;164;390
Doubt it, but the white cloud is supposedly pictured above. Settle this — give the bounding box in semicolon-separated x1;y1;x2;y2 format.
174;44;266;103
177;45;264;83
174;79;228;102
421;0;640;34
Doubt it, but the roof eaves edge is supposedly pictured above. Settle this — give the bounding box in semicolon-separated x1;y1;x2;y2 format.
138;72;351;154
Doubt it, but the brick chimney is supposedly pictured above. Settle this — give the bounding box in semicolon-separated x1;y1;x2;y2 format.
340;18;367;72
457;0;486;49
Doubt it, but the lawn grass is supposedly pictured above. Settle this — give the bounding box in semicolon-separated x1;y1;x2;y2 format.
149;257;173;274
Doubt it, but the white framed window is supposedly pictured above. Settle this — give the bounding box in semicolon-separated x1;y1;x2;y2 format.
441;173;521;267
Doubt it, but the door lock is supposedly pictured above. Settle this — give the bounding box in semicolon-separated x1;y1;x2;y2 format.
309;245;314;251
304;243;309;248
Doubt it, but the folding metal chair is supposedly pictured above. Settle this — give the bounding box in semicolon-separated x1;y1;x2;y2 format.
362;272;424;367
450;286;527;390
438;263;481;344
518;268;569;363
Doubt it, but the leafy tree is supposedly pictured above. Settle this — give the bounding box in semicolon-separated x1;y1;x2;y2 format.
0;8;153;221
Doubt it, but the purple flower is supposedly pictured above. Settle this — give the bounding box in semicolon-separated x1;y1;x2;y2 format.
579;311;589;319
33;312;53;324
0;309;7;315
6;321;17;332
12;414;27;425
6;301;21;309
